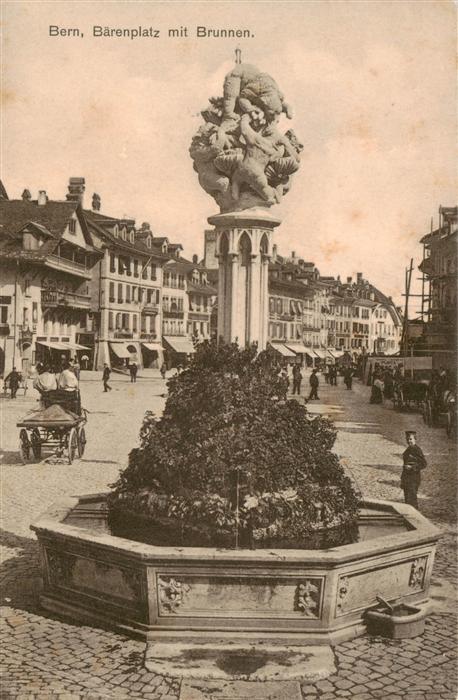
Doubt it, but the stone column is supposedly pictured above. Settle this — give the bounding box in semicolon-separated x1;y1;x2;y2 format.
208;208;281;349
229;253;239;342
260;254;270;351
249;253;261;345
217;253;226;341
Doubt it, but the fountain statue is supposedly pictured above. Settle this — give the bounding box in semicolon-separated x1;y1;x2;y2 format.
190;52;303;350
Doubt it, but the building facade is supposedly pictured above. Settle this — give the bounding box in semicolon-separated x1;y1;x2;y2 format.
0;180;101;376
85;209;168;370
418;205;457;368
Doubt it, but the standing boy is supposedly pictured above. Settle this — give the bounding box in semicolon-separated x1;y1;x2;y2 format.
401;431;427;509
103;363;112;392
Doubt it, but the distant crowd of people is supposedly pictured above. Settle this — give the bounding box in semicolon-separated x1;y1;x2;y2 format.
277;362;357;402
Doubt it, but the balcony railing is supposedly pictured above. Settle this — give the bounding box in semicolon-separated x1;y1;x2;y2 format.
140;332;158;341
46;254;90;277
141;303;159;316
163;309;184;319
114;330;133;339
41;289;91;309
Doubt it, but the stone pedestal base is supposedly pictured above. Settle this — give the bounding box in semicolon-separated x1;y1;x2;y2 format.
208;208;281;350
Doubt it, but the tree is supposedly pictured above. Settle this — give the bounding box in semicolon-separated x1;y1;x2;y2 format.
109;340;358;547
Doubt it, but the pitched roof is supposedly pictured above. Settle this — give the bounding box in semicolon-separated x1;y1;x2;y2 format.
0;198;98;264
0;199;79;240
84;210;169;261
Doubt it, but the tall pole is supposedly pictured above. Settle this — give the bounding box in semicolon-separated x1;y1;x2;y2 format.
401;258;413;357
13;261;19;368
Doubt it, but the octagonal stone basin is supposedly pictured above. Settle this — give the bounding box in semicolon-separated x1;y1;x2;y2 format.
31;494;440;646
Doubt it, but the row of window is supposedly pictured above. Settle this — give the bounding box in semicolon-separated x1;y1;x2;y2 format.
188;321;210;337
269;322;302;341
108;312;157;334
109;253;157;280
163;296;184;312
108;283;160;306
163;272;185;289
352;323;370;334
163;320;185;335
269;297;303;316
189;294;210;312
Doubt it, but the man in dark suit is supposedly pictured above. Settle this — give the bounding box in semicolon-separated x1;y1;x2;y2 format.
308;368;319;400
401;430;427;509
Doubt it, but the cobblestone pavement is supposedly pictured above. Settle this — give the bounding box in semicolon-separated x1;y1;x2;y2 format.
1;373;456;699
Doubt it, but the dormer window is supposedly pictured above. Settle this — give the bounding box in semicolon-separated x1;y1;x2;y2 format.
121;227;127;240
129;230;135;243
113;225;119;238
162;243;168;253
68;218;76;234
146;236;152;248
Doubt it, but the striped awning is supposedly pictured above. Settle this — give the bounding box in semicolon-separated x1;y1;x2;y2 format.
269;343;296;358
109;342;132;359
37;340;90;351
285;343;309;354
163;336;195;354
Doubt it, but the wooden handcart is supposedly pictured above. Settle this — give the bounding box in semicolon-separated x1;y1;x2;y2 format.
17;389;87;464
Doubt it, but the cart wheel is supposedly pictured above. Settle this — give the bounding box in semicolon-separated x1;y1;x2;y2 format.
31;428;42;460
77;425;86;458
422;403;428;424
19;429;30;464
67;427;78;465
446;411;456;438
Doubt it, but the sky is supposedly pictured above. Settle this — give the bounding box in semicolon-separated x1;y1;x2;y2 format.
2;0;456;306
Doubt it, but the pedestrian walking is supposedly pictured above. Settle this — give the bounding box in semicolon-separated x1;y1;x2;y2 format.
344;367;353;390
129;362;138;383
292;364;302;395
401;430;427;509
280;369;290;394
102;363;112;392
4;366;21;399
160;362;167;380
370;374;384;403
308;368;319;400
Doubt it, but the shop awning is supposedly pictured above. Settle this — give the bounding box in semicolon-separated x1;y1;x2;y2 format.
269;343;296;358
313;349;326;359
141;342;162;351
109;342;132;359
285;342;309;354
36;340;90;351
163;336;195;354
37;341;64;351
330;349;345;358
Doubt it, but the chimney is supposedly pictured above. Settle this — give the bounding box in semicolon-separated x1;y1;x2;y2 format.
92;193;101;211
357;272;363;283
66;177;85;204
272;244;277;261
37;190;47;206
22;189;32;202
192;254;198;264
141;222;151;232
347;276;352;284
291;250;296;259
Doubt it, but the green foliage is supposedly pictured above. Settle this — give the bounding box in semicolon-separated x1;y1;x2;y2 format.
109;340;358;546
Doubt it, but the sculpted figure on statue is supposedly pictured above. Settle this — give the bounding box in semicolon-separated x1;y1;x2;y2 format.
189;60;302;212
